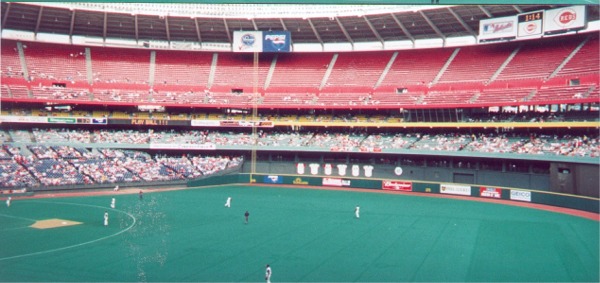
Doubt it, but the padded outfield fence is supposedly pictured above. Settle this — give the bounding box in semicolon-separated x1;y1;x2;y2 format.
188;173;599;214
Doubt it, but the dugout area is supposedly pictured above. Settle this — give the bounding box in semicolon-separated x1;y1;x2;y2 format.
0;184;598;282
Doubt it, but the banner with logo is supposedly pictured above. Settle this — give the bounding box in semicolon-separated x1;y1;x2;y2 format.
382;181;412;192
233;31;263;53
440;184;471;196
479;187;502;199
544;6;586;35
233;31;291;53
263;175;283;184
322;178;351;187
510;190;532;202
263;31;291;52
478;16;517;43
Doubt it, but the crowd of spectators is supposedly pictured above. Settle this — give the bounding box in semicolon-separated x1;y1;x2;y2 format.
0;143;243;189
0;127;596;189
8;128;597;158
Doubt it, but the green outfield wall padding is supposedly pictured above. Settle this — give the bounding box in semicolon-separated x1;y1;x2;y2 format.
188;173;599;213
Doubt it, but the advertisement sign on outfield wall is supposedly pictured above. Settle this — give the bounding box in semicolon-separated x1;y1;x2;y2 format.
263;175;283;184
510;190;532;202
440;184;471;196
322;178;351;187
382;181;412;192
480;187;502;199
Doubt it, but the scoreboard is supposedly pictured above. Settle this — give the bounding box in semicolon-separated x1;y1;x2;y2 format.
517;10;543;38
479;5;587;43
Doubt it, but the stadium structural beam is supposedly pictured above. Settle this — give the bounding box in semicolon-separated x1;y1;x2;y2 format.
363;16;385;46
478;5;493;18
224;19;232;43
1;3;11;30
165;16;171;43
69;10;76;44
447;7;475;36
279;19;293;45
194;18;202;43
335;17;355;47
103;12;107;43
307;19;324;48
251;19;258;31
391;13;415;44
134;15;139;43
512;5;523;13
34;6;43;37
419;10;446;42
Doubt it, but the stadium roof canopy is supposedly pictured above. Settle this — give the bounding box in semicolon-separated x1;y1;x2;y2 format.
1;2;598;44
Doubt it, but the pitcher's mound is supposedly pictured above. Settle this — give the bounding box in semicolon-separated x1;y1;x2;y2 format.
30;218;82;229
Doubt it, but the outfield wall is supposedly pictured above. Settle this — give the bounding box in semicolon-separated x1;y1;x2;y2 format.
244;160;599;198
187;173;599;214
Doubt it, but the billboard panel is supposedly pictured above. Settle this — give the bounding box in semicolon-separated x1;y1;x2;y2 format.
233;31;263;53
263;31;291;52
382;180;412;192
544;6;586;35
440;184;471;196
478;16;517;43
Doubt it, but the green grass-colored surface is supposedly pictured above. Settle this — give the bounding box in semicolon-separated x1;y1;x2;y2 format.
0;185;598;282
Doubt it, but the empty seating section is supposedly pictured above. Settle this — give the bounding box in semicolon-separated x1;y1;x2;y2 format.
23;41;87;83
371;91;425;106
268;53;332;90
1;35;598;107
90;47;151;84
1;40;23;79
313;92;365;106
92;88;150;103
31;86;90;101
9;130;33;142
379;48;454;87
438;45;513;84
531;85;596;103
154;50;212;86
556;37;600;77
5;85;30;99
211;53;272;90
324;52;390;90
587;86;599;100
475;88;535;104
421;90;477;105
495;39;580;81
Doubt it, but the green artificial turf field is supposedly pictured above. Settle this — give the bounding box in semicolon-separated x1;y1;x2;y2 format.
0;185;598;282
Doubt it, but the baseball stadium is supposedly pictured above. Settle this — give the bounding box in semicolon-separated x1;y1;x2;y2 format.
0;0;598;282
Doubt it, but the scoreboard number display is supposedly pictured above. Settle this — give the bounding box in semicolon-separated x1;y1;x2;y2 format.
517;11;544;38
